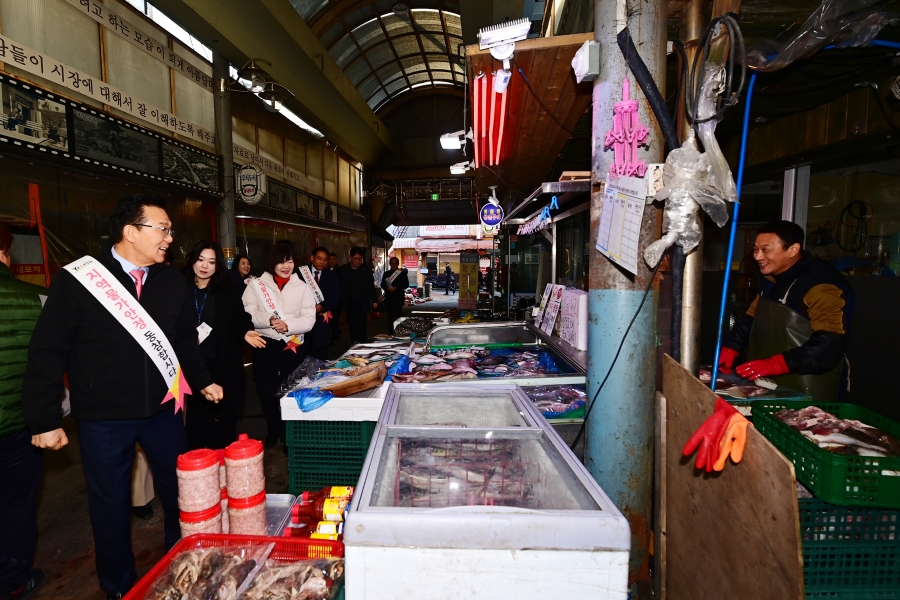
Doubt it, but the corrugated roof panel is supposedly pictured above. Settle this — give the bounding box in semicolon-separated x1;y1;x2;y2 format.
377;61;404;83
445;13;462;37
419;35;446;54
345;57;373;86
367;89;388;108
380;13;414;36
288;0;328;22
358;73;383;99
392;35;420;57
329;35;359;68
385;78;409;95
321;22;346;50
354;20;385;50
366;42;396;69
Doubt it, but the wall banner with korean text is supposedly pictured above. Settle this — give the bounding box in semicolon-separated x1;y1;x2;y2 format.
63;256;193;413
62;0;213;93
0;32;215;146
0;72;219;194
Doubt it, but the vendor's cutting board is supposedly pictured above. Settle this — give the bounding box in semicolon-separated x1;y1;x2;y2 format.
659;355;803;599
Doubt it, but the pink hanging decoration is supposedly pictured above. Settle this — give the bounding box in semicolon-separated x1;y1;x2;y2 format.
604;77;649;179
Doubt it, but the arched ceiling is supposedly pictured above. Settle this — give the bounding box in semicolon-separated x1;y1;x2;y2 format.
289;1;465;112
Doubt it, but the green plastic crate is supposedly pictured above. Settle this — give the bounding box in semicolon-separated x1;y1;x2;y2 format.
285;420;376;497
755;400;900;509
801;498;900;599
286;420;376;449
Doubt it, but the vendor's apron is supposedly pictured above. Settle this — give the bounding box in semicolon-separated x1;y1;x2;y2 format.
746;281;842;403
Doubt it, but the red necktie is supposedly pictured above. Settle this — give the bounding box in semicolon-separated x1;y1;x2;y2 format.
130;269;144;299
314;270;320;283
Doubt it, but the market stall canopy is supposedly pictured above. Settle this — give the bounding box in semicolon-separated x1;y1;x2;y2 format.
414;238;495;253
466;33;593;194
391;237;419;249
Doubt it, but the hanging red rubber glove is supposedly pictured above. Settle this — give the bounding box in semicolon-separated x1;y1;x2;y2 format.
713;412;752;471
717;347;740;375
683;398;739;472
736;354;789;381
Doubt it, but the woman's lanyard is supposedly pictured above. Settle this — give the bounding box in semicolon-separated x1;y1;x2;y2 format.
194;287;209;325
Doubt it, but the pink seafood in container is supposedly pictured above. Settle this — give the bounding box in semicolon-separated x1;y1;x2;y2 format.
176;449;220;512
220;488;229;534
227;490;267;536
216;448;227;489
179;503;222;537
224;434;264;499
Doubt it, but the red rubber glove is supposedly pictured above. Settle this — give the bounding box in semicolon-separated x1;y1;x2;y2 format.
736;354;789;381
717;347;740;375
683;398;739;472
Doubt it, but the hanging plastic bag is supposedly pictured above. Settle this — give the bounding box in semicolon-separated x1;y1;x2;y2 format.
695;65;738;215
643;131;725;268
747;0;898;72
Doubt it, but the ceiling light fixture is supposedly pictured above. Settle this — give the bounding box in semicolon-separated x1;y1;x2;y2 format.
257;82;296;113
450;161;473;175
439;128;473;150
237;59;271;93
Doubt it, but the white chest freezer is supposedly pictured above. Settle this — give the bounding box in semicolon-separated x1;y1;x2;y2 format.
344;384;630;599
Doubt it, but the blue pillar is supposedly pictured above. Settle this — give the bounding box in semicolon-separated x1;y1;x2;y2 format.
587;0;665;590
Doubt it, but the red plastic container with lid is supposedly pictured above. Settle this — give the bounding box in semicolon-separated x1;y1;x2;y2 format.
179;502;222;537
224;434;264;499
176;449;220;512
227;489;267;536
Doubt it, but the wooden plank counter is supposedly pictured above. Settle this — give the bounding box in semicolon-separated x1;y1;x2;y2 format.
658;355;804;599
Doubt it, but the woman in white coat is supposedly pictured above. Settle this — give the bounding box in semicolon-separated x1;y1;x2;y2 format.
242;242;316;448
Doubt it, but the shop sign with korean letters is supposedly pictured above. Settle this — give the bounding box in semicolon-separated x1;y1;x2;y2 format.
239;163;266;204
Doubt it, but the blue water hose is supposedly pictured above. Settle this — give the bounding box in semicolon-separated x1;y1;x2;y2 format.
710;71;757;389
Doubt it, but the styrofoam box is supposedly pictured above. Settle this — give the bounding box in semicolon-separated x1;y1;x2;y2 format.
280;381;390;421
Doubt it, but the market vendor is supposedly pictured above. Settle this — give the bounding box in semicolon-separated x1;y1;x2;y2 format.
718;220;855;402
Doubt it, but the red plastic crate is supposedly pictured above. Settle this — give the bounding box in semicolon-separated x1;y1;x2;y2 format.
123;533;344;600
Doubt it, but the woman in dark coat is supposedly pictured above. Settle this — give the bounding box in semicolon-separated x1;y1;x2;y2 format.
229;253;253;288
183;242;266;449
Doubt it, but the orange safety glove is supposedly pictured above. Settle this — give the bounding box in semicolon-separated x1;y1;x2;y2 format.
713;412;752;471
682;398;739;472
717;347;740;375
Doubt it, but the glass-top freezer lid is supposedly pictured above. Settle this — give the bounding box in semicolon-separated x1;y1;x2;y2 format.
367;430;600;511
394;390;532;427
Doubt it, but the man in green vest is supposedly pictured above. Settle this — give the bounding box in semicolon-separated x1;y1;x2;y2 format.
0;223;46;600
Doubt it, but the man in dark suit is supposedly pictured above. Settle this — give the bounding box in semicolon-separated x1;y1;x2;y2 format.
308;246;341;360
22;195;222;599
381;257;409;335
339;247;379;345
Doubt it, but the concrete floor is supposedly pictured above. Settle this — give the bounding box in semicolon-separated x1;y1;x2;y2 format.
30;298;458;598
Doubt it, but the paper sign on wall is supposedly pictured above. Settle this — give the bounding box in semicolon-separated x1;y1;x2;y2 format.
595;176;646;275
533;283;553;327
559;289;588;351
540;285;565;335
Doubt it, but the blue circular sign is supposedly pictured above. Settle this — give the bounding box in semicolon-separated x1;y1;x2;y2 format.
480;203;504;227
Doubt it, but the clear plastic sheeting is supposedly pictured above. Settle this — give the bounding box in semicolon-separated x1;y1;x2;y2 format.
643;131;727;268
695;65;738;212
747;0;899;72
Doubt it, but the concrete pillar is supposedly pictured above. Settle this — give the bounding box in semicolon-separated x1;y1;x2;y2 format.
587;0;665;593
213;51;236;253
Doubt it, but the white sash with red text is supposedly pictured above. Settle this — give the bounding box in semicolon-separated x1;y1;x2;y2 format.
251;275;304;350
63;256;192;412
298;265;325;303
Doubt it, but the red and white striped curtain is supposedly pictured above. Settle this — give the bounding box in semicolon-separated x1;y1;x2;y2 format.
472;72;509;168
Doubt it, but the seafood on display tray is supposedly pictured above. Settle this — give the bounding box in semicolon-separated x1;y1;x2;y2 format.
698;369;770;398
394;317;434;337
391;346;562;383
142;545;343;600
524;385;587;419
775;406;900;458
